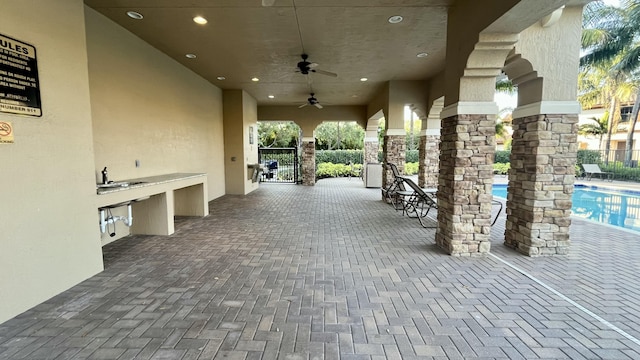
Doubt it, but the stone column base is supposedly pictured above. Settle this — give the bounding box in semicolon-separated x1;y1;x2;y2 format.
382;135;406;201
301;140;315;186
435;114;495;256
418;134;440;188
504;114;577;256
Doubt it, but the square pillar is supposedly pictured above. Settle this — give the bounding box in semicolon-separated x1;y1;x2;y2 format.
382;134;406;200
418;133;440;188
301;138;316;186
435;114;495;256
504;113;578;256
364;140;379;165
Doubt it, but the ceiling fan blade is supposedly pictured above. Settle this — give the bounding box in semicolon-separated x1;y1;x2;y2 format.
298;103;308;108
262;0;276;6
308;62;319;68
314;103;323;109
313;69;338;78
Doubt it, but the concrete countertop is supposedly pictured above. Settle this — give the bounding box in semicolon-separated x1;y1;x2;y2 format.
97;173;206;195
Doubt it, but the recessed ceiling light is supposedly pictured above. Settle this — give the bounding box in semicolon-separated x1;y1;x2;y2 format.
126;11;144;20
416;52;429;58
185;53;197;59
193;16;208;25
216;76;226;80
360;78;368;82
251;77;260;82
388;15;403;24
268;95;275;99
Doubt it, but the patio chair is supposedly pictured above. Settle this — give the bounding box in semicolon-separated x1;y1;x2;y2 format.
582;164;613;181
491;199;503;226
397;176;438;228
381;163;407;209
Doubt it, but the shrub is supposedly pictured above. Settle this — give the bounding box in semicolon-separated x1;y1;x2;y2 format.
316;162;362;178
493;163;510;175
494;150;510;164
405;162;419;175
406;150;419;163
576;150;601;166
316;150;363;165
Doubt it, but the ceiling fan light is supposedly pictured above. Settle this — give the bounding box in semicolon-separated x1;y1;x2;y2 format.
388;15;403;24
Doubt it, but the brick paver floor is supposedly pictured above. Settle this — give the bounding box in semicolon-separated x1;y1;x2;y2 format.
2;178;640;359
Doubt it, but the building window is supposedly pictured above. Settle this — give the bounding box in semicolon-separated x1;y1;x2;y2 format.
620;105;633;123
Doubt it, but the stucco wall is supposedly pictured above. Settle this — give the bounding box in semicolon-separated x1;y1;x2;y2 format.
0;2;228;323
86;7;225;201
85;7;226;244
223;90;259;195
0;0;103;323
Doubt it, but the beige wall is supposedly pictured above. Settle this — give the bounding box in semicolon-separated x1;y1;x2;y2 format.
223;90;259;195
86;7;226;244
0;0;103;323
0;2;228;323
86;8;225;201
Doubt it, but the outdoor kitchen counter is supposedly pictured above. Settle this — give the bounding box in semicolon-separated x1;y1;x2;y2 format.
97;173;208;236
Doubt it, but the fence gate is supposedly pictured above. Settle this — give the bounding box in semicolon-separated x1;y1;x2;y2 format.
258;147;299;184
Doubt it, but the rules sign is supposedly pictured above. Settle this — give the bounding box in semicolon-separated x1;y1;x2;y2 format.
0;33;41;117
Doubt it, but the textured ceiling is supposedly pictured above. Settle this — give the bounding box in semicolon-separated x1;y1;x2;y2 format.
84;0;453;107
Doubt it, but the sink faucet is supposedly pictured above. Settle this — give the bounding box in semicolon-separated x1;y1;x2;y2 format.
101;167;108;184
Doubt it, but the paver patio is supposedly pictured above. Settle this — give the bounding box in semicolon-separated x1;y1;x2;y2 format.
1;178;640;359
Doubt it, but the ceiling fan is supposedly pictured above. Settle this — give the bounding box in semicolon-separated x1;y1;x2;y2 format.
299;93;323;109
296;54;338;78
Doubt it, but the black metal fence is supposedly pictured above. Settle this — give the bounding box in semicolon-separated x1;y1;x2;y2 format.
258;147;299;183
577;149;640;181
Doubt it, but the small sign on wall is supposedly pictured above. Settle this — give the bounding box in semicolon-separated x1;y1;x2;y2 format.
0;121;14;143
0;33;42;117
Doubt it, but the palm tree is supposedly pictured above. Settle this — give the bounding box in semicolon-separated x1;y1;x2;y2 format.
581;0;640;166
579;116;609;149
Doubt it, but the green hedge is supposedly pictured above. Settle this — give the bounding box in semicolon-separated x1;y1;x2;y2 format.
495;150;510;164
316;162;362;178
576;150;602;165
316;150;364;165
314;149;419;164
599;161;640;181
405;162;419;175
493;163;510;175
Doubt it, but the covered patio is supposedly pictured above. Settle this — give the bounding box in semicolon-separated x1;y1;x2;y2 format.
2;178;640;359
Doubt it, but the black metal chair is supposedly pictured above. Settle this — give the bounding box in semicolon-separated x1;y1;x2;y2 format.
397;176;438;228
381;163;407;209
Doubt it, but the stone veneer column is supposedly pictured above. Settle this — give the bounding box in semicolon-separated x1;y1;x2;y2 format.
418;134;440;188
301;138;316;186
504;114;578;256
382;134;406;200
435;114;495;256
364;140;379;165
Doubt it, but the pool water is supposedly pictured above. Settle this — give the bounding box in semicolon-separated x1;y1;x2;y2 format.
493;184;640;233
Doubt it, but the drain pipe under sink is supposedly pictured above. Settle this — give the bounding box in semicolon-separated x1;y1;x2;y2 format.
99;202;133;236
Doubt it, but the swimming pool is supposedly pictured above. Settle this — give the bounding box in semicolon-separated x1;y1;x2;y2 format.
493;184;640;233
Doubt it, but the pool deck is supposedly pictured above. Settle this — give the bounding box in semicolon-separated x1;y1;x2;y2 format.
2;177;640;359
